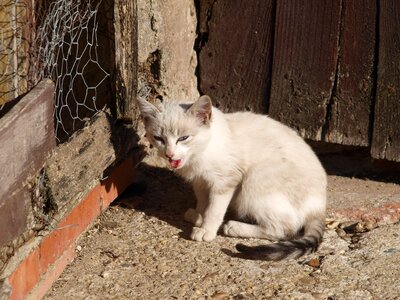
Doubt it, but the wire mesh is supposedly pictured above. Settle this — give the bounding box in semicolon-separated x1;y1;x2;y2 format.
34;0;111;141
0;0;113;142
0;0;30;107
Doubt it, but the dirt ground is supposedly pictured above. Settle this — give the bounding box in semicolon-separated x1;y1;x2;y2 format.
44;151;400;300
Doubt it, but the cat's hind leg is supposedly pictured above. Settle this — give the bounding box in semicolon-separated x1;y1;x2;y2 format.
223;220;283;241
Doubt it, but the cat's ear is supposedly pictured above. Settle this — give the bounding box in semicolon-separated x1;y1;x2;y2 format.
136;98;160;124
188;95;212;125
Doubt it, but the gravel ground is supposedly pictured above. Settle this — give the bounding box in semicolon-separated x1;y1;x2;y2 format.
44;154;400;300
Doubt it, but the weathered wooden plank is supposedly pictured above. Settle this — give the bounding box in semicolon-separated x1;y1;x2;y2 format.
268;0;341;139
114;0;138;121
324;0;376;146
198;0;274;113
371;0;400;161
0;79;55;247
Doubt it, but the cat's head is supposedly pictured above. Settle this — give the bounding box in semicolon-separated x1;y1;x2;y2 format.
137;95;212;169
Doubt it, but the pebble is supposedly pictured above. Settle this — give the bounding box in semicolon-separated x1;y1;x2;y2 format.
212;291;229;299
355;223;365;233
326;221;340;229
336;228;347;238
307;257;321;268
364;221;376;231
384;248;400;254
101;270;111;278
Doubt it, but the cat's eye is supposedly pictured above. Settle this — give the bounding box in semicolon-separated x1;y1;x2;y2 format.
153;135;165;143
177;136;189;142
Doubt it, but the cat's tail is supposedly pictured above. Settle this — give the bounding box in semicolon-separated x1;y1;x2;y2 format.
235;218;325;261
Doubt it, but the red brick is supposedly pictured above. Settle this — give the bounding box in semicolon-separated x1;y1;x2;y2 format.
101;157;136;209
8;249;41;300
28;243;75;300
40;185;102;271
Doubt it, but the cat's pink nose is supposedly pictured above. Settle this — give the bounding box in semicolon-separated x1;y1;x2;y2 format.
165;152;174;159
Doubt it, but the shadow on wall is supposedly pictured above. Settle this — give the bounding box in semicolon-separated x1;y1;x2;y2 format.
310;141;400;184
101;112;145;195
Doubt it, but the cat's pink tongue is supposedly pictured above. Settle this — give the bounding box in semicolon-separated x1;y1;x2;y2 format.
169;159;181;169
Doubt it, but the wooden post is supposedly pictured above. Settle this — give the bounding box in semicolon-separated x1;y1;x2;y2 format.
323;0;376;147
198;0;275;113
114;0;138;122
268;0;341;140
371;0;400;161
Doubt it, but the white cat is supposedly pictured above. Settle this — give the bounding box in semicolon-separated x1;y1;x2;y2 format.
137;95;327;260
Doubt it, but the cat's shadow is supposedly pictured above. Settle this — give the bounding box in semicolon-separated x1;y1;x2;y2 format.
113;162;195;238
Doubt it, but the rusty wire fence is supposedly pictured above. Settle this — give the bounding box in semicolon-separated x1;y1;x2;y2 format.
0;0;30;106
0;0;113;142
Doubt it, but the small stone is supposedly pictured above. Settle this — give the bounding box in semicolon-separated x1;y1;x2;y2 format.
76;245;82;252
101;270;111;278
307;257;321;268
336;228;347;237
355;223;365;233
212;291;229;299
326;220;340;229
180;283;188;289
351;235;361;243
384;248;400;254
364;221;376;231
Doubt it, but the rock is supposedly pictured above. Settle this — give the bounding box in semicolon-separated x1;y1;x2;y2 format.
307;257;321;268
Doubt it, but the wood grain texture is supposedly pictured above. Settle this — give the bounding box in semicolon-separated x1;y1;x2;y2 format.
371;0;400;161
114;0;138;121
268;0;341;140
198;0;274;113
324;0;376;146
0;79;55;247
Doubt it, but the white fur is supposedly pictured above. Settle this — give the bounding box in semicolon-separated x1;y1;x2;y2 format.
138;96;327;243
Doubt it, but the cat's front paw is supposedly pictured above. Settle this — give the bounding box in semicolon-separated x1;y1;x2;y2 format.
190;227;216;242
184;208;203;226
